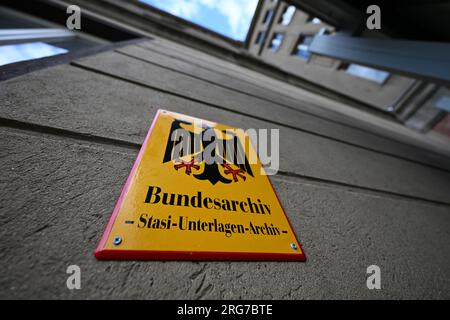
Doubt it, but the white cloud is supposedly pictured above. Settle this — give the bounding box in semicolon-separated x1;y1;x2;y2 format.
201;0;259;39
143;0;259;40
150;0;199;19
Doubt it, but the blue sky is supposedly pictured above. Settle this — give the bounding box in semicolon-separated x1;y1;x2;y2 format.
140;0;259;41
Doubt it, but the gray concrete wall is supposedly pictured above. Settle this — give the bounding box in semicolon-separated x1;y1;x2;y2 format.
1;37;450;299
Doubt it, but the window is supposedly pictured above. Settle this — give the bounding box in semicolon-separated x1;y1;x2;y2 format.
0;28;100;67
268;33;284;52
255;31;265;45
0;8;102;68
279;5;296;26
0;42;68;66
263;9;273;24
306;16;322;24
292;35;313;60
434;96;450;112
0;4;137;80
345;64;390;84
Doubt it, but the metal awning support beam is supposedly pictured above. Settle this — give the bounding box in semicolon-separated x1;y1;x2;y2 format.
309;34;450;85
0;29;75;45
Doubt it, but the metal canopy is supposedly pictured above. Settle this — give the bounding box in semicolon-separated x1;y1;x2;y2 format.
309;34;450;84
290;0;450;42
286;0;450;84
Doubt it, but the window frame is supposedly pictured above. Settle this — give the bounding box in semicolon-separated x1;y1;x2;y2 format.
262;9;274;25
255;31;265;45
341;62;391;85
268;32;284;52
292;34;314;61
278;5;296;26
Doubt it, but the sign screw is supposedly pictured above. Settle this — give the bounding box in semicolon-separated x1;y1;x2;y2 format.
290;243;297;250
113;236;122;246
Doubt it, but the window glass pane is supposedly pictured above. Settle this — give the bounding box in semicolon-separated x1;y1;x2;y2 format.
434;96;450;112
0;42;68;66
293;35;313;60
345;64;390;84
269;33;283;51
279;5;296;26
255;31;265;45
306;16;322;24
263;9;273;24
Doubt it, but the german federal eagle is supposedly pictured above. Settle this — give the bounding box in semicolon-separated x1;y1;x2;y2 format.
163;119;253;185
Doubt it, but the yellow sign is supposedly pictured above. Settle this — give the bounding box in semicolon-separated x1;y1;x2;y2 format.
95;110;305;261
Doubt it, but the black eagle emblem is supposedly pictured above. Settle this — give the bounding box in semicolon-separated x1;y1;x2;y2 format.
163;119;253;185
